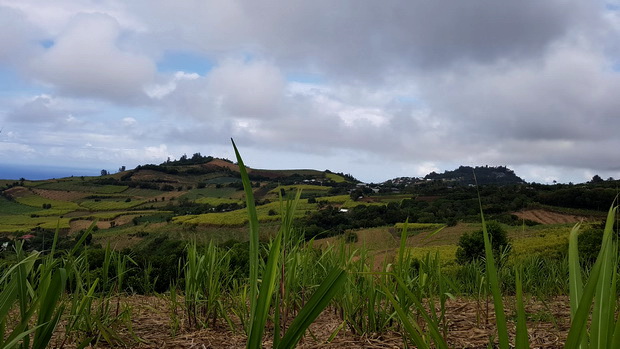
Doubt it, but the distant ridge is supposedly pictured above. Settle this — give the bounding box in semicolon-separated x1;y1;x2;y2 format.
424;165;525;185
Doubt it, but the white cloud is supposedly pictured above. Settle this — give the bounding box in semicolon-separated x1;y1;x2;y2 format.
121;117;137;127
2;1;620;183
0;5;44;66
207;59;285;118
0;141;37;162
31;12;155;102
145;71;200;99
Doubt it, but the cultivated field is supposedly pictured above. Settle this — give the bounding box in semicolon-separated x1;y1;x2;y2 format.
1;152;618;348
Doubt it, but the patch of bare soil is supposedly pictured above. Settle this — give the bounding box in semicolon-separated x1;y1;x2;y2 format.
32;188;89;201
408;223;477;247
54;295;570;348
130;170;181;183
513;209;587;225
204;159;240;172
3;186;30;198
69;220;112;234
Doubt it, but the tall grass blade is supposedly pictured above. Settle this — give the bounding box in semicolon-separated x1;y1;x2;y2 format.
247;228;283;348
590;203;617;349
277;267;347;349
383;289;430;349
475;176;509;349
515;268;529;349
32;268;67;348
386;275;449;349
565;203;617;348
568;222;583;319
232;138;260;326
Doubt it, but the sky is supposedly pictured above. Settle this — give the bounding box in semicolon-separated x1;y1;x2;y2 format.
1;1;620;184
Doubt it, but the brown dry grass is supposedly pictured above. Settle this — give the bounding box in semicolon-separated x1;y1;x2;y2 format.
32;188;90;201
69;220;112;234
3;186;30;198
49;295;570;348
513;210;586;225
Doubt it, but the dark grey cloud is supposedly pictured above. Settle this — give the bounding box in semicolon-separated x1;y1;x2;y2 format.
2;0;620;183
245;0;595;79
130;0;597;82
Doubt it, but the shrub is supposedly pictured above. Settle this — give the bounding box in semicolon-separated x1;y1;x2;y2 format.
455;221;510;265
577;228;604;266
446;217;458;227
344;231;358;243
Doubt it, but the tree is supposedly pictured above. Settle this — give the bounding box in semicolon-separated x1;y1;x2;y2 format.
101;169;109;176
590;174;604;183
119;165;126;172
455;221;510;265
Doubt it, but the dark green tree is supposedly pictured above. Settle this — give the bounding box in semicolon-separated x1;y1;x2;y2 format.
455;221;510;264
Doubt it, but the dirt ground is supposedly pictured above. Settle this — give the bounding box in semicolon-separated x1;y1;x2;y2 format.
513;209;588;225
51;295;571;348
32;188;90;201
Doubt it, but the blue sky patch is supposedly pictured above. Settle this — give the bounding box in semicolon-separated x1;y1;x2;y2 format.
157;50;214;75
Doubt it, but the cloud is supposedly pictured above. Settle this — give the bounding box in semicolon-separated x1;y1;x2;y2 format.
416;38;620;169
123;0;596;83
145;71;199;99
7;95;65;123
121;117;137;127
0;141;36;158
31;12;155;102
0;5;44;66
1;1;620;183
206;59;285;118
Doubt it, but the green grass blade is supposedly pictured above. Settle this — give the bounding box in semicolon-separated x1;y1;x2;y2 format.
247;229;283;349
69;221;97;257
568;222;583;319
564;205;616;349
388;274;449;349
232;139;260;323
397;218;409;275
590;204;617;349
515;268;529;349
33;268;67;348
1;325;43;349
277;267;347;349
0;280;18;327
610;293;620;348
383;287;430;349
476;181;509;349
420;225;446;244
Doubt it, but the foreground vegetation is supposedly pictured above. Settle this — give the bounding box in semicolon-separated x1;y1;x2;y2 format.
1;146;620;347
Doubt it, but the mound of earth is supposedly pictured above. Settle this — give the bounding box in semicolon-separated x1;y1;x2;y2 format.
513;209;587;225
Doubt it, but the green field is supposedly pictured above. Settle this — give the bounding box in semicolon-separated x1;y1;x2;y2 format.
174;200;317;226
36;181;129;193
78;198;146;211
0;196;39;215
270;184;330;193
0;215;71;233
15;193;80;211
194;197;242;206
181;187;240;200
325;172;346;182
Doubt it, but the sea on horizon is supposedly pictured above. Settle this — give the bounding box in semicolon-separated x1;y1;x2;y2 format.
0;164;100;181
